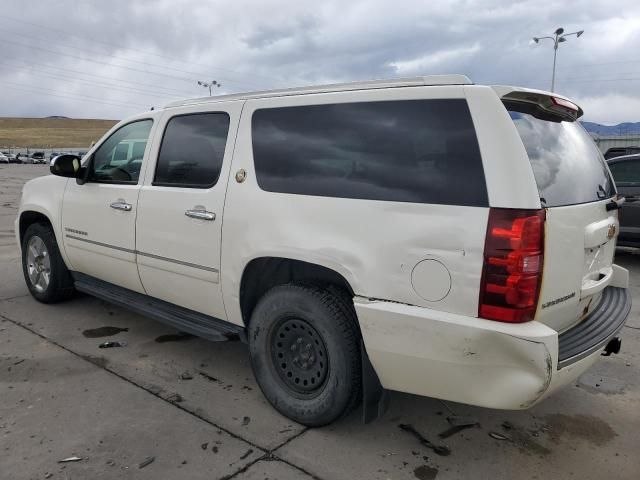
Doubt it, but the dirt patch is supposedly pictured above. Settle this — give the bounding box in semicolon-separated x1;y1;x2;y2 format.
545;414;617;447
399;424;451;456
490;421;551;456
578;371;627;395
0;117;117;148
507;427;550;456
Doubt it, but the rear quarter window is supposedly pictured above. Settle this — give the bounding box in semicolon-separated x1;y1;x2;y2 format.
251;99;488;206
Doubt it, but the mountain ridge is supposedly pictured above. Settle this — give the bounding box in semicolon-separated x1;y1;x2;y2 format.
581;121;640;136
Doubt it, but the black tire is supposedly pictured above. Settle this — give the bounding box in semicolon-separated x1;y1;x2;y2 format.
248;283;362;426
21;223;75;303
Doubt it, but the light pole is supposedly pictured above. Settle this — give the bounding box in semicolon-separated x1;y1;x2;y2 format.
197;80;221;96
533;27;584;92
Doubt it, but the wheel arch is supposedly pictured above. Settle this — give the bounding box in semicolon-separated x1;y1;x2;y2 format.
19;210;54;244
239;256;355;329
239;256;388;423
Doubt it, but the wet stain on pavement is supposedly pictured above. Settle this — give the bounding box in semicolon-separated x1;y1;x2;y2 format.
399;424;451;456
497;422;551;457
80;355;109;369
155;333;194;343
82;326;129;338
414;465;438;480
545;414;617;447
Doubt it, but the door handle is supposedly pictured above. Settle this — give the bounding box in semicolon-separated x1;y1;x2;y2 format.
110;201;132;211
185;209;215;221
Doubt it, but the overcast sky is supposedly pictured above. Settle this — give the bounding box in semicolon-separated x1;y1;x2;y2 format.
1;0;639;124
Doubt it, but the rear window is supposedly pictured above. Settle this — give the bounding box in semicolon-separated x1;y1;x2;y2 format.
252;99;487;206
508;105;615;207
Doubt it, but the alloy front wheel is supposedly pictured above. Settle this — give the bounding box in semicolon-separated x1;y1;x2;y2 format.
22;222;75;303
26;235;51;293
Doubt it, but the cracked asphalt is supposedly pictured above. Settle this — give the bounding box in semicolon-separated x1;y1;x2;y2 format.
1;164;639;480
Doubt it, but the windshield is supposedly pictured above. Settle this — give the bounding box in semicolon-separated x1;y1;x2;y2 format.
508;106;615;207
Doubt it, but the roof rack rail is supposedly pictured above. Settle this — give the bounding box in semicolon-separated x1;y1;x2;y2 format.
165;75;473;108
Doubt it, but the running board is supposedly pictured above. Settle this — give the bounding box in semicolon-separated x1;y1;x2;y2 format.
72;272;246;342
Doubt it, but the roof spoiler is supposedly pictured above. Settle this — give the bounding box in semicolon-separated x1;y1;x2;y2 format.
492;86;583;121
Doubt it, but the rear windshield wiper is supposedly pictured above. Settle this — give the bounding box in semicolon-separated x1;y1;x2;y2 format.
597;184;607;199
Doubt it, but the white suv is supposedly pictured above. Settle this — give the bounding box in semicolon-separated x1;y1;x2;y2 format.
16;76;630;426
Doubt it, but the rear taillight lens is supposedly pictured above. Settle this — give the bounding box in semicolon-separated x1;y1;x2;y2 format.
549;96;580;120
479;208;545;323
551;96;579;112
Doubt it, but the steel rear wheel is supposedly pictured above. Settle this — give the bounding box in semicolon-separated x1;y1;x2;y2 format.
248;283;361;426
270;317;329;396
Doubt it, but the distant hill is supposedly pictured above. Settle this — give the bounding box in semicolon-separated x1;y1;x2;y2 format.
581;121;640;136
0;117;118;148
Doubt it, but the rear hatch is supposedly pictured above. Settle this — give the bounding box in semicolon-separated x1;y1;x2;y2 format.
502;90;618;332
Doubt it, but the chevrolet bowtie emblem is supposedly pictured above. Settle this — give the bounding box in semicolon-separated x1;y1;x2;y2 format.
607;224;616;240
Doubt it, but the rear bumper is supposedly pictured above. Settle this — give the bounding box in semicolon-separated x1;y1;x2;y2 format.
355;286;630;410
558;287;630;368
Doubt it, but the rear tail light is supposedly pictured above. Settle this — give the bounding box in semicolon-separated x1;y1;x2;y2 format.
551;96;579;112
479;208;545;323
550;96;580;119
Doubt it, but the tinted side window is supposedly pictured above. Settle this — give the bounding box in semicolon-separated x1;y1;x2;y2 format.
608;160;640;185
89;120;153;184
154;113;230;188
251;100;487;206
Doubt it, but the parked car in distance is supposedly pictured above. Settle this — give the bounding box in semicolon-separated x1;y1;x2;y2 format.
49;152;60;161
0;153;8;164
607;153;640;247
4;153;17;163
31;152;47;164
15;76;631;426
605;146;640;160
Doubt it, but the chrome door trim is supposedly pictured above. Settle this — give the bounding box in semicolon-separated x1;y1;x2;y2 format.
65;234;219;273
65;234;135;253
136;250;219;273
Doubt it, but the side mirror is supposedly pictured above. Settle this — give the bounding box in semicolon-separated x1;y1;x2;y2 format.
50;154;81;178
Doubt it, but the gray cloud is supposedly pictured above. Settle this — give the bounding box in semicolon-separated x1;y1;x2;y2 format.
0;0;639;123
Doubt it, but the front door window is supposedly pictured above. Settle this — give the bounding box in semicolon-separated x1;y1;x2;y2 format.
89;120;153;184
